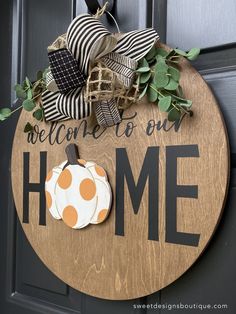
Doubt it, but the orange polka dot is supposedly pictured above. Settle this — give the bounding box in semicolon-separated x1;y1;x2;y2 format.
62;206;78;228
95;165;106;177
80;178;96;201
45;191;52;209
57;169;72;189
97;209;108;223
46;171;53;182
78;159;87;166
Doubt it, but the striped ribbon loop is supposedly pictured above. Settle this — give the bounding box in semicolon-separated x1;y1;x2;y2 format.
56;87;92;120
67;14;117;76
42;13;160;126
42;90;70;122
113;28;159;61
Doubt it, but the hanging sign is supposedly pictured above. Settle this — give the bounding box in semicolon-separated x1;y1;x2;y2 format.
11;56;229;300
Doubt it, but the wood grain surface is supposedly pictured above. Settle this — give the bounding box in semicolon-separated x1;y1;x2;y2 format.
11;53;229;300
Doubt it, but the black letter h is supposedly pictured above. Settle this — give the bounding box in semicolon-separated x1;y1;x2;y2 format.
23;152;47;226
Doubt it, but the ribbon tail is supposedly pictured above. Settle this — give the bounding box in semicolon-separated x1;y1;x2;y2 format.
94;99;121;128
101;53;137;89
46;71;59;93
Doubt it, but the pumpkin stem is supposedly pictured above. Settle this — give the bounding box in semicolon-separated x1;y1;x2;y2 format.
65;144;85;167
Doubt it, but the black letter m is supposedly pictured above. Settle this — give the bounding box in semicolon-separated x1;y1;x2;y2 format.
115;147;159;240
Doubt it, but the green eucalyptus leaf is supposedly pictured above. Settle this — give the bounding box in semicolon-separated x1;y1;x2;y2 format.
14;84;22;91
168;93;187;103
158;96;172;112
155;60;168;73
22;79;28;90
22;99;36;112
186;99;193;107
136;67;150;73
0;114;6;121
15;85;27;99
164;78;179;91
168;66;180;82
37;70;43;80
146;45;157;61
139;58;149;68
140;72;152;84
24;122;34;133
174;48;187;56
0;107;12;116
139;84;148;100
155;54;166;63
33;108;43;121
155;48;169;57
147;85;158;102
187;48;200;61
176;85;184;98
25;77;32;88
180;100;193;108
0;108;12;121
27;89;33;99
168;107;181;121
154;73;169;88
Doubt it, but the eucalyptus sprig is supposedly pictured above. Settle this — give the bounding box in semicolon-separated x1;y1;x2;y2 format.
137;46;200;121
0;68;49;132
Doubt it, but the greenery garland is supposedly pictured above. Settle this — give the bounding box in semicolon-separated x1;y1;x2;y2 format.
0;47;199;131
0;68;48;132
137;46;200;121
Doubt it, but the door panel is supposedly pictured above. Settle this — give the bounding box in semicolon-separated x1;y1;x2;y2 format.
16;227;68;296
21;0;75;80
166;0;236;50
204;72;236;154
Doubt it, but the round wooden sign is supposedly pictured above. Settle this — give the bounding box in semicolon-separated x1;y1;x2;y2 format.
11;56;229;300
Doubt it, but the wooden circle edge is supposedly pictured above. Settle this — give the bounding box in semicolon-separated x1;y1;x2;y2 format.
11;54;230;300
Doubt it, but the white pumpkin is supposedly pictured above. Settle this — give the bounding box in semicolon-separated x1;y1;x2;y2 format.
55;164;97;229
81;161;112;224
45;144;112;229
45;161;67;220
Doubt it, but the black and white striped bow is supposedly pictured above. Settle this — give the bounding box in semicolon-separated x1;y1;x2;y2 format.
42;14;159;127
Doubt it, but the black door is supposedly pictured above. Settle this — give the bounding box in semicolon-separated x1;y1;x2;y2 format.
1;1;236;313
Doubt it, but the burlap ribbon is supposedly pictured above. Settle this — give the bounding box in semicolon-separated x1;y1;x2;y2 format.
42;13;159;127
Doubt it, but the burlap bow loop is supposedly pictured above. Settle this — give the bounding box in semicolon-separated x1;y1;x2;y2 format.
42;13;159;127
